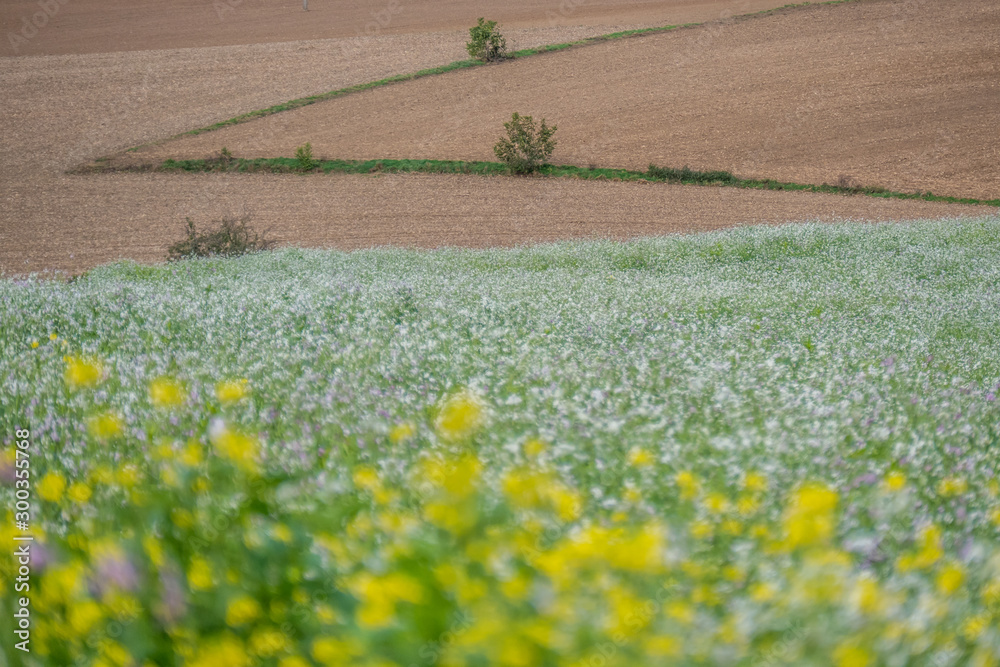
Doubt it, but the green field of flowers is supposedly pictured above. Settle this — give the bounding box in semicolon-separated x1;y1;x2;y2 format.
2;217;1000;666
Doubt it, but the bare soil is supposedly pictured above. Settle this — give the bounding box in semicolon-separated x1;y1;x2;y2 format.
0;0;994;276
2;172;987;277
136;0;1000;201
1;0;783;57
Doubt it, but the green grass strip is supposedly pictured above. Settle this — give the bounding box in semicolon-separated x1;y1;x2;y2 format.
155;157;1000;208
120;0;861;154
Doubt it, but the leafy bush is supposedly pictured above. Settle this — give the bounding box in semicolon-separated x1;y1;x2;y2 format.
466;17;508;62
294;142;318;171
493;112;558;174
167;214;275;261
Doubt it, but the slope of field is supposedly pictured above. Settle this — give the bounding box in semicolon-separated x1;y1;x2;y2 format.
3;219;1000;664
4;171;991;276
1;0;994;277
138;0;1000;200
0;0;784;56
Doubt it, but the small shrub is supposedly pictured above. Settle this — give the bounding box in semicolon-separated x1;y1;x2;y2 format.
295;142;318;171
218;147;235;170
493;112;557;175
467;18;509;62
167;214;275;261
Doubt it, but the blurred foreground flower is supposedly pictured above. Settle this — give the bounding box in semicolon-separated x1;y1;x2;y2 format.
37;472;67;502
150;376;187;409
64;355;103;389
781;482;839;550
87;410;124;440
434;388;487;441
209;419;260;473
215;378;249;405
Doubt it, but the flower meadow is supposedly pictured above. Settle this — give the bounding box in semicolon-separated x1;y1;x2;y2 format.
2;217;1000;666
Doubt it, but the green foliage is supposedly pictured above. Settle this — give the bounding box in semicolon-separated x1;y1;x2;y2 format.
167;215;275;261
647;164;738;185
493;112;558;175
294;142;318;171
466;17;509;62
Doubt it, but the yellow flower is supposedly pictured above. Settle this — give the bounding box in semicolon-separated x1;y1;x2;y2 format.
743;471;768;492
749;582;776;602
115;465;140;488
90;465;114;485
703;492;730;514
249;627;289;657
171;508;194;529
38;472;67;502
87;411;124;440
690;520;713;540
665;601;695;625
312;637;361;666
69;599;103;636
180;440;204;467
912;524;943;569
428;454;482;500
30;339;39;349
353;466;380;491
143;536;164;568
851;576;886;616
627;447;654;467
434;388;487;441
67;482;92;504
272;524;293;543
936;562;965;595
962;613;990;641
188;556;214;591
834;643;872;667
187;634;251;667
209;420;260;473
937;476;968;497
883;471;906;492
226;595;262;627
149;376;186;409
278;657;312;667
95;640;131;667
781;482;838;550
736;494;760;516
675;471;700;500
523;438;547;458
388;421;416;444
64;356;103;389
643;635;681;657
215;378;249;404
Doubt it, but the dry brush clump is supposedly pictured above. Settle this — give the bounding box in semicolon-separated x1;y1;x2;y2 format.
167;214;275;261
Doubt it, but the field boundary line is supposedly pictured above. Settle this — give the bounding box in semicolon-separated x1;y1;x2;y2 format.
95;0;862;162
73;156;1000;208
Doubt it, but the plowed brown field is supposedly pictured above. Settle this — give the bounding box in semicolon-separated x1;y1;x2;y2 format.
1;0;995;277
1;0;784;57
136;0;1000;201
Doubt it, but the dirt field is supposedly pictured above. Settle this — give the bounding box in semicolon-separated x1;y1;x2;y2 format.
1;0;995;276
135;0;1000;201
1;0;784;57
